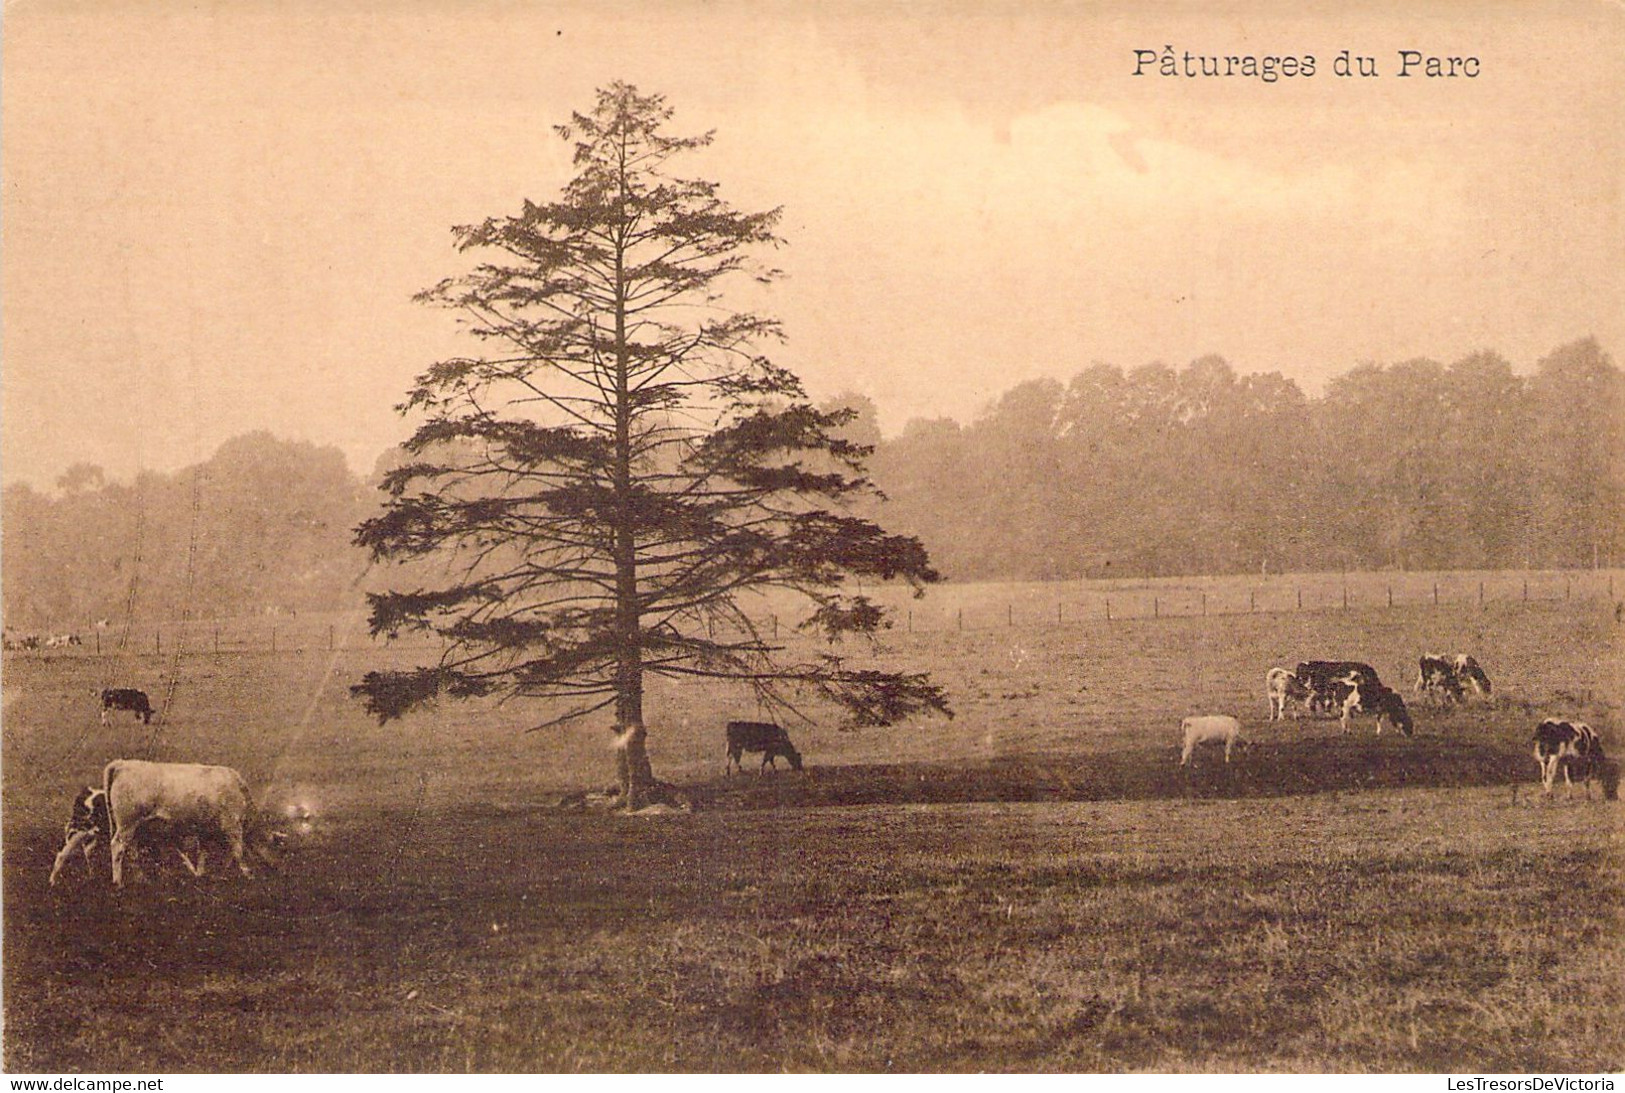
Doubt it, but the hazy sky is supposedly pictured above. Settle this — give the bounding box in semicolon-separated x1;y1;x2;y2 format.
4;0;1621;490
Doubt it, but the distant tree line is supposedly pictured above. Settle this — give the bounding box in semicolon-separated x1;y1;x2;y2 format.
851;336;1623;580
4;339;1620;627
2;432;371;629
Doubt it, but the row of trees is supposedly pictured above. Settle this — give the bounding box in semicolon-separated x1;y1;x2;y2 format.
2;432;372;630
858;338;1623;580
6;346;1619;628
7;347;1618;629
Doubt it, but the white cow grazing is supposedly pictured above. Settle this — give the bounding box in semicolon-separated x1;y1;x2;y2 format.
102;759;263;887
1265;667;1309;720
1180;715;1245;766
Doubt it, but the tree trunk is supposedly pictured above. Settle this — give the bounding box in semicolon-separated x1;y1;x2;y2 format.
611;162;650;812
614;721;654;809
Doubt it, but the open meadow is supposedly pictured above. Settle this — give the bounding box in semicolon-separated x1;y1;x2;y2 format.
3;580;1622;1072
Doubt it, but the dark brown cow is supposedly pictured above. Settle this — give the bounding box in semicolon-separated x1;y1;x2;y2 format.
99;688;154;725
725;721;804;774
47;787;110;886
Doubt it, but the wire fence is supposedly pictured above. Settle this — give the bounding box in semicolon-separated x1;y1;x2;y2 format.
886;568;1623;634
7;568;1621;659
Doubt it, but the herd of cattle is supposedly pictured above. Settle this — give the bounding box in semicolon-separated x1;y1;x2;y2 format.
1265;653;1490;730
1177;653;1614;802
731;656;1612;804
35;648;1617;890
3;631;83;651
5;619;112;651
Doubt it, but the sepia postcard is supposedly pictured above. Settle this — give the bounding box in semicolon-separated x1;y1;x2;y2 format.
2;0;1621;1078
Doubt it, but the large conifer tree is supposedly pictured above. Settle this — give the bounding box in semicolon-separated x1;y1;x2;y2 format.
353;83;948;806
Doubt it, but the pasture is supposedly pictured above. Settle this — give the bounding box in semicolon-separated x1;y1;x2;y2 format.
3;586;1622;1072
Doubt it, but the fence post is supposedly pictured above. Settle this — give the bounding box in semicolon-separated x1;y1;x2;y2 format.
214;628;219;654
1433;582;1438;606
1523;579;1528;602
1297;588;1302;610
1154;596;1159;619
1201;592;1207;616
1106;599;1112;622
1566;577;1571;601
272;628;277;654
1008;604;1013;627
96;631;101;655
1057;602;1062;626
1479;582;1484;607
1343;586;1348;610
773;614;779;638
1387;585;1393;608
958;608;963;631
156;630;161;655
1250;590;1255;613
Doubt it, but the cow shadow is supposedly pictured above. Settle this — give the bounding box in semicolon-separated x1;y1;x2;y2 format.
682;735;1534;811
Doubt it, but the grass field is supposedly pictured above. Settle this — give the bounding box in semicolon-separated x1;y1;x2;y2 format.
3;583;1622;1072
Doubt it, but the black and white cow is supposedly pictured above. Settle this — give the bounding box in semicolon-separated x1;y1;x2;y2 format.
1452;654;1492;697
1339;680;1414;736
1295;661;1383;716
725;721;804;774
1415;654;1466;704
1532;720;1607;799
47;787;111;885
48;785;209;885
99;688;154;725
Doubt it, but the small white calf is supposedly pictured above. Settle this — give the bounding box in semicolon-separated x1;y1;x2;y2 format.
1265;667;1309;720
1180;715;1244;766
